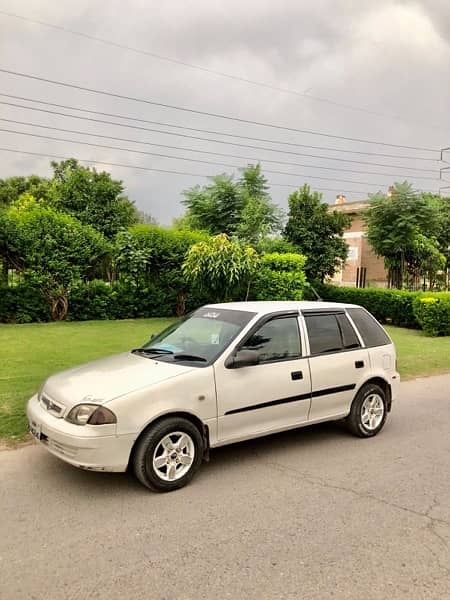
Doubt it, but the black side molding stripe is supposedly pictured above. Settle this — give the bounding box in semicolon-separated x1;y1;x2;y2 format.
225;392;311;415
311;383;356;398
224;384;356;416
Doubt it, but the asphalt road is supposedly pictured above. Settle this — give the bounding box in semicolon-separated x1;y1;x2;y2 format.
1;375;450;600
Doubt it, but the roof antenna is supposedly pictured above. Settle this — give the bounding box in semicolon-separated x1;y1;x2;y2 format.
309;284;322;301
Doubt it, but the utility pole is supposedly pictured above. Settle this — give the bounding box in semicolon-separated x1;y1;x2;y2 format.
439;146;450;196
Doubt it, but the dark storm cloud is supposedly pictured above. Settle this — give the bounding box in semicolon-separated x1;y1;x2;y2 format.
0;0;449;224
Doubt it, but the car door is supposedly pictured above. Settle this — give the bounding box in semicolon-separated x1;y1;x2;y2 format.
302;310;370;421
214;313;312;443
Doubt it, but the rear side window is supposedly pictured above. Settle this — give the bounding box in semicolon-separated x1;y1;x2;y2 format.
336;314;361;349
346;308;391;347
304;313;360;355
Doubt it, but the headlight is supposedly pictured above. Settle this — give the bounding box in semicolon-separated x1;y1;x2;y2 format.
65;404;117;426
37;381;47;402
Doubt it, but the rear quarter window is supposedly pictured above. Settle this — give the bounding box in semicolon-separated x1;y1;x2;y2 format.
346;308;391;347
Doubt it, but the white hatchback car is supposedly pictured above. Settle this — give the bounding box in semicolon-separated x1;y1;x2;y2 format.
27;301;399;492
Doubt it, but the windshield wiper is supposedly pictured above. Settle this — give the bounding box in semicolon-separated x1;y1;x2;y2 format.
132;347;174;355
173;353;207;362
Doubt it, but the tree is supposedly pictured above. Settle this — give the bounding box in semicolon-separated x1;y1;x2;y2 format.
411;234;446;289
137;210;158;225
49;159;138;238
182;234;258;302
235;165;283;244
0;175;51;208
365;182;442;289
181;165;282;242
283;184;351;281
432;194;450;288
1;200;109;319
181;174;243;236
113;225;208;315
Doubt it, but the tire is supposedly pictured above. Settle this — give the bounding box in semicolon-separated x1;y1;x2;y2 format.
345;383;388;438
133;417;204;492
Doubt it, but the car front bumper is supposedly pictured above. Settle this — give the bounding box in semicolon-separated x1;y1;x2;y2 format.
27;394;135;472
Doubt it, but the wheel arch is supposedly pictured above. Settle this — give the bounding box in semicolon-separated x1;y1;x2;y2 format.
128;411;210;470
355;377;392;412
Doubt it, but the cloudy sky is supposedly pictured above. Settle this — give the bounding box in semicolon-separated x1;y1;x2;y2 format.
0;0;449;223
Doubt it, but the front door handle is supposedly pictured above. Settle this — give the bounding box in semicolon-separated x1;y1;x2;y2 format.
355;360;364;369
291;371;303;380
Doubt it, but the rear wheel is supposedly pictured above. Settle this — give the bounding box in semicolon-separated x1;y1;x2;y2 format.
345;383;387;438
133;417;204;492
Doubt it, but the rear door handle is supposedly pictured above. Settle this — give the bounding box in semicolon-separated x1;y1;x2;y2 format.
355;361;364;369
291;371;303;380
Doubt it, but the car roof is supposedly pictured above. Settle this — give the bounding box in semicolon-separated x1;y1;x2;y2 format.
204;301;360;314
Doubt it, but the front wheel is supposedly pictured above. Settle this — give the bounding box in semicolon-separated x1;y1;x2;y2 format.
133;417;204;492
345;383;388;438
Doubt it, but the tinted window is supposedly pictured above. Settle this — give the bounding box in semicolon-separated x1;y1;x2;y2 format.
241;317;301;363
336;314;361;349
346;308;391;347
304;314;343;355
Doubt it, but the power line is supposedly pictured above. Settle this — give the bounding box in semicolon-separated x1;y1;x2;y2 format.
0;92;438;162
0;100;439;174
0;8;445;133
5;126;427;189
0;116;441;182
0;67;439;153
0;146;373;194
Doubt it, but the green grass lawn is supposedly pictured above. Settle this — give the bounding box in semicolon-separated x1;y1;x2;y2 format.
0;319;449;442
385;326;450;380
0;318;173;442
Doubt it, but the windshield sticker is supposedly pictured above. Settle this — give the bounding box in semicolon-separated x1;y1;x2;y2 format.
210;333;220;345
202;311;220;319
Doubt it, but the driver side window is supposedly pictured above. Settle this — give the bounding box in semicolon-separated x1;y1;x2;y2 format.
240;316;301;363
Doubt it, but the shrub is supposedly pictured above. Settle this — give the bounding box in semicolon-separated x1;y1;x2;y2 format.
65;279;211;322
257;238;298;255
182;234;258;302
1;202;109;320
313;284;450;332
413;296;450;336
0;284;50;323
313;284;419;328
251;253;308;301
68;280;114;321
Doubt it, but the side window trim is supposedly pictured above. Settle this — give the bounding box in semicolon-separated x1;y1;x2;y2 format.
344;310;366;348
301;310;364;357
233;311;302;365
336;313;362;350
297;314;310;357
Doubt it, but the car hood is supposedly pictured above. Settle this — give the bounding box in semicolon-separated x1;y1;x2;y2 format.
42;352;195;410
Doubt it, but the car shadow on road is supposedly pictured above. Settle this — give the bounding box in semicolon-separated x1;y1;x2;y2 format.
40;420;348;496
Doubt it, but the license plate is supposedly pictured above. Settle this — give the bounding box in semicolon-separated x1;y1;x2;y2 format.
29;421;41;440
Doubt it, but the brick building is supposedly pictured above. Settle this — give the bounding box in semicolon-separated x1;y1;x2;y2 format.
329;195;387;287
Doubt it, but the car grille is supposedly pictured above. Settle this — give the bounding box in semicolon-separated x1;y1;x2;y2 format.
40;394;65;417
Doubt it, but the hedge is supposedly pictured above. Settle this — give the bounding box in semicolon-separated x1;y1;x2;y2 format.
251;253;308;301
0;284;50;323
0;280;211;324
311;285;419;328
3;279;449;336
413;296;450;336
310;284;450;334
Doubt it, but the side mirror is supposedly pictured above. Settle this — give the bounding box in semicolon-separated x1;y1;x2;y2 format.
225;348;260;369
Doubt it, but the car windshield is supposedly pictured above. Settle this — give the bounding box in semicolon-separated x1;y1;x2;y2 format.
137;307;256;365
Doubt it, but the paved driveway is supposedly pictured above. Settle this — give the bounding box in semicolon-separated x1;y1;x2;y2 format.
1;375;449;599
